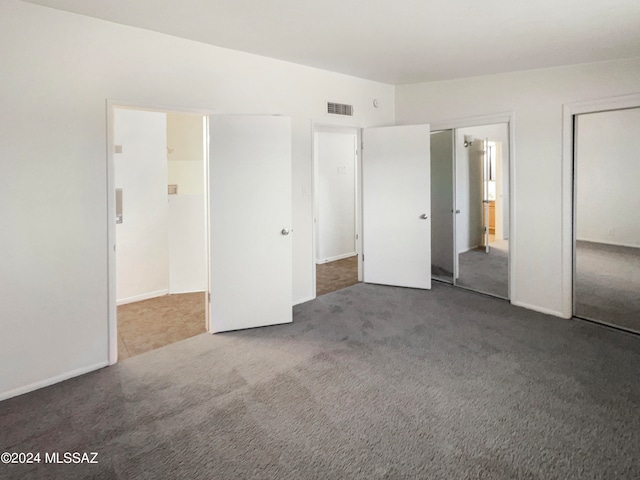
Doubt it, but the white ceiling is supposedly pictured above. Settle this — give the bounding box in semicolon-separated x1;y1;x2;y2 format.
24;0;640;85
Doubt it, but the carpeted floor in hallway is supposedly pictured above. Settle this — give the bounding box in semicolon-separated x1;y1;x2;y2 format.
316;254;359;296
117;292;207;360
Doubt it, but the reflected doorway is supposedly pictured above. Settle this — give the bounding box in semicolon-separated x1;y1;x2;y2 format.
314;127;361;296
454;125;509;299
430;123;510;299
574;107;640;333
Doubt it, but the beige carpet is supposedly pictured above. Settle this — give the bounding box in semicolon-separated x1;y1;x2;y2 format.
117;292;207;360
316;255;359;296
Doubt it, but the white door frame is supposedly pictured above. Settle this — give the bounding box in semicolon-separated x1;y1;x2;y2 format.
429;112;515;302
561;92;640;319
311;122;363;299
106;99;213;365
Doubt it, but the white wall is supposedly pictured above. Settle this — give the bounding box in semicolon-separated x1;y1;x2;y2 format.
166;113;207;293
315;131;357;263
169;195;207;293
396;57;640;316
168;162;204;195
167;112;205;195
576;108;640;248
0;0;394;399
115;109;169;304
167;112;204;164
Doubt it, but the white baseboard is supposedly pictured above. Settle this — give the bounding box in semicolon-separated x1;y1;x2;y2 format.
168;288;206;295
316;252;357;264
576;238;640;249
0;361;109;402
117;289;168;306
293;295;315;306
457;244;480;254
511;300;568;319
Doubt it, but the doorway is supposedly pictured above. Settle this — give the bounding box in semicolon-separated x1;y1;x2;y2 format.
113;108;208;360
313;126;361;296
573;106;640;333
108;107;294;363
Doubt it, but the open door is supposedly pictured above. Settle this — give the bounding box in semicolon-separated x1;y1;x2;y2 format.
362;125;431;289
209;115;292;332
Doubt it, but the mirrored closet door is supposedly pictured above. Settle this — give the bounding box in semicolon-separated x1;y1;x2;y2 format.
453;124;510;299
574;108;640;332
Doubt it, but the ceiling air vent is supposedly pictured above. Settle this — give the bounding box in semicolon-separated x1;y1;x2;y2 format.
327;102;353;116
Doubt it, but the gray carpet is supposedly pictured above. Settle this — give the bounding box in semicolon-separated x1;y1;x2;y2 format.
431;264;453;283
457;240;509;298
575;240;640;332
2;282;639;479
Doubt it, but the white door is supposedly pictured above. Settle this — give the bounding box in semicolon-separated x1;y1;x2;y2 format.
362;125;431;289
209;115;292;332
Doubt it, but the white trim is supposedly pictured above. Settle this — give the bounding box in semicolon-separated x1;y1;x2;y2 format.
429;112;514;132
310;121;363;301
562;92;640;319
106;100;117;365
0;362;109;402
576;238;640;250
293;295;315;306
168;288;208;295
316;252;357;264
431;112;516;303
511;300;568;319
116;289;168;306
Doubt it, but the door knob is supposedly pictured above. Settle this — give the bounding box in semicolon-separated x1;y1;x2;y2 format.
420;214;428;219
281;228;290;235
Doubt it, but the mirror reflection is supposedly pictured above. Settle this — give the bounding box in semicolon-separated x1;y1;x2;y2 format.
431;130;455;283
574;108;640;332
454;124;510;298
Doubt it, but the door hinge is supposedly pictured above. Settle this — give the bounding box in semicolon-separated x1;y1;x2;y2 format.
362;254;364;262
208;292;211;303
361;141;364;151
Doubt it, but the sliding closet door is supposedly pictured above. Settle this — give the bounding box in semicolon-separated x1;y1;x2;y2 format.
574;108;640;333
362;125;431;289
430;130;455;283
208;115;292;332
